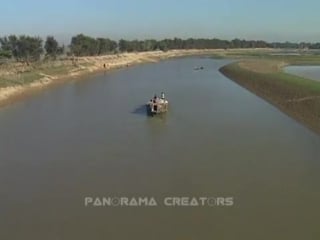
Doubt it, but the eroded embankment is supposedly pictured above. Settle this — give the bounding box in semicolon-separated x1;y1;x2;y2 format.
219;60;320;135
0;49;224;107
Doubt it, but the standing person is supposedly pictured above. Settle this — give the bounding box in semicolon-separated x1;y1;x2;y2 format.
161;92;165;99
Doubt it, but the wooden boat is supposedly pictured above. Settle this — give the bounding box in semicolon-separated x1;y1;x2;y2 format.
146;93;168;116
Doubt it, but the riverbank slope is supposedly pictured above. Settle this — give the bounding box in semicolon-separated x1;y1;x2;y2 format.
0;48;277;107
220;59;320;134
0;49;221;107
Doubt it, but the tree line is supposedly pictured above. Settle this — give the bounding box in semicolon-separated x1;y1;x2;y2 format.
1;33;320;63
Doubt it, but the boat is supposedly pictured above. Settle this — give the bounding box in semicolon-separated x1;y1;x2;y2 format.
146;92;168;116
194;66;204;70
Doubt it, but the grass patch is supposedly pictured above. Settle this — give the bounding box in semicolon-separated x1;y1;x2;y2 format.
220;62;320;97
271;55;320;65
41;65;73;76
219;50;320;65
0;71;42;88
276;72;320;93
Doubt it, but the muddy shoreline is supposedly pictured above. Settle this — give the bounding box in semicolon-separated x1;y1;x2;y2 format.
219;61;320;135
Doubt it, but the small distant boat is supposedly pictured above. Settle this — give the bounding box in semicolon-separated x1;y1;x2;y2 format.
194;66;204;70
146;92;168;116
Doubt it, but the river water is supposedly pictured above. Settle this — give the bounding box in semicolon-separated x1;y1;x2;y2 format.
285;65;320;81
0;57;320;239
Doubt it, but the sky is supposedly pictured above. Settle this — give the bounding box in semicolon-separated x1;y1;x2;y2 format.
1;0;320;43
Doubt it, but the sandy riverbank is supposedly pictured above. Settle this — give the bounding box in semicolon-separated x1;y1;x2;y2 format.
0;48;280;107
0;49;230;107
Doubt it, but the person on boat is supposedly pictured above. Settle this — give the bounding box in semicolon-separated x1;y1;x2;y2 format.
149;99;154;112
153;95;157;103
161;92;165;99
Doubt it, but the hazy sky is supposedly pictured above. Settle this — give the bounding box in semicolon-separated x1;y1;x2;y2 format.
1;0;319;43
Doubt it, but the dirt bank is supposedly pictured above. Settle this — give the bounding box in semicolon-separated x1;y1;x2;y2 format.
220;60;320;135
0;49;225;107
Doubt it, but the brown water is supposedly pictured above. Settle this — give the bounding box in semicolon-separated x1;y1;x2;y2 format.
0;57;320;240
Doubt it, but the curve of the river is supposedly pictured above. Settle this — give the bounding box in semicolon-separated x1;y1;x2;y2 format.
0;57;319;239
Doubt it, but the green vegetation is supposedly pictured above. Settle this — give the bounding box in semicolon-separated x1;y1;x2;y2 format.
39;65;73;76
0;71;42;88
44;36;64;59
70;34;117;56
220;61;320;134
1;32;320;131
278;55;320;65
1;34;320;60
276;72;320;93
129;38;270;51
221;62;320;95
96;38;117;55
219;50;320;64
0;35;43;63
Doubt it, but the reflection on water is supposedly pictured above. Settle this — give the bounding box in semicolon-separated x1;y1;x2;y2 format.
0;58;320;240
132;104;147;116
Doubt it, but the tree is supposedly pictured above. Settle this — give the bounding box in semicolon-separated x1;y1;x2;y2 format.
3;34;315;60
0;50;12;59
142;39;157;51
15;35;43;62
57;44;65;55
97;38;117;55
0;35;18;58
45;36;59;58
118;39;128;52
157;40;169;51
70;34;99;56
310;43;320;49
2;35;44;63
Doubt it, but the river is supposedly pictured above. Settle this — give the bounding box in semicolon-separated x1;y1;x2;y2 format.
0;57;320;239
